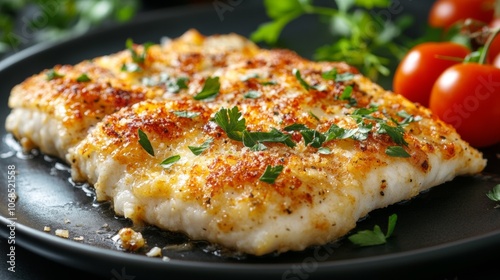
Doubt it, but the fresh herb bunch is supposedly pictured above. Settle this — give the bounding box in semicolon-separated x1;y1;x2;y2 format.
0;0;139;58
251;0;414;81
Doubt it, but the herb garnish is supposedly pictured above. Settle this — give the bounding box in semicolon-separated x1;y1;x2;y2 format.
76;73;91;82
321;68;354;82
189;138;213;156
46;69;64;81
487;184;500;202
172;111;200;119
126;38;154;64
212;106;295;150
348;214;397;247
259;165;284;184
138;128;154;156
194;77;220;100
122;38;154;72
293;68;313;90
169;77;189;93
244;90;261;99
160;155;180;169
385;146;410;158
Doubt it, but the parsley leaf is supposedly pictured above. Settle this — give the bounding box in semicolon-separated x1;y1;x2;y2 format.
138;129;154;156
385;146;410;158
172;111;200;118
189;138;213;156
160;155;180;169
125;38;154;64
348;214;397;247
212;107;246;141
487;184;500;202
167;77;189;93
76;73;91;82
293;68;313;90
259;165;284;184
46;69;64;81
244;90;261;99
194;77;220;100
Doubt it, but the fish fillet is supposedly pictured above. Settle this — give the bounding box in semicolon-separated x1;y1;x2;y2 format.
5;30;487;256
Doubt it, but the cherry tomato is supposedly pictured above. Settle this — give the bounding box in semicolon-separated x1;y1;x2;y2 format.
393;42;470;107
429;63;500;147
428;0;494;29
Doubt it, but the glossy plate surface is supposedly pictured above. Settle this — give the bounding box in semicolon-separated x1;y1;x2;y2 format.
1;2;499;279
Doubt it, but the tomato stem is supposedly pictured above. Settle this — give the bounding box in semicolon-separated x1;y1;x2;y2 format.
480;26;500;64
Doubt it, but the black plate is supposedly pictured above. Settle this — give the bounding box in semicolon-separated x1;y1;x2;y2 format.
1;2;500;280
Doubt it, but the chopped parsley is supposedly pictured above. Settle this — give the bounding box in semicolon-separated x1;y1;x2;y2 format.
194;76;220;100
293;68;313;90
172;111;200;119
188;138;213;156
138;129;154;156
244;90;261;99
385;146;410;158
46;69;64;81
259;165;284;184
348;214;397;247
160;155;180;169
212;106;246;141
126;38;154;64
169;77;189;93
321;68;355;82
122;38;154;72
487;184;500;202
212;106;295;150
76;73;91;82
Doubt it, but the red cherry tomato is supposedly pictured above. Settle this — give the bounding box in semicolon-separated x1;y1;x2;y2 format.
428;0;494;29
429;63;500;147
393;42;470;107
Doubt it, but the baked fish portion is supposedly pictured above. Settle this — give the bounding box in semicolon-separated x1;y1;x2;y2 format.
5;29;258;161
67;32;486;255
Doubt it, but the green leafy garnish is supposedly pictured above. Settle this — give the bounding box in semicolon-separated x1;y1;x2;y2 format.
385;146;410;158
251;0;413;81
212;106;246;141
213;107;295;150
172;111;200;119
138;129;154;156
487;184;500;202
121;62;141;72
322;68;355;82
188;138;213;156
244;90;261;99
160;155;180;169
293;68;313;90
125;38;154;64
46;69;64;81
194;77;220;100
348;214;397;247
76;73;91;82
259;165;284;184
169;77;189;93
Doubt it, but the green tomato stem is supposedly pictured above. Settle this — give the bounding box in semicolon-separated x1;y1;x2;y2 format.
479;26;500;64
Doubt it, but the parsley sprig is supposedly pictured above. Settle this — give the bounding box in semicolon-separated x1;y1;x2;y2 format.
212;106;295;151
137;129;180;168
348;214;397;247
251;0;412;81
